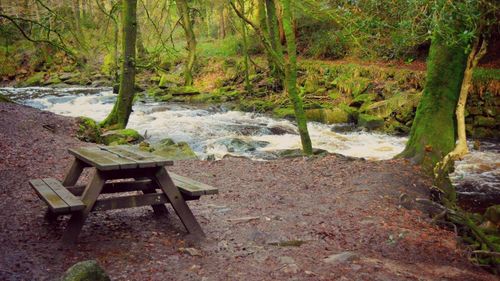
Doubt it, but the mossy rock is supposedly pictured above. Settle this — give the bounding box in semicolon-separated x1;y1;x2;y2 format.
159;73;182;88
101;129;144;145
350;93;377;108
474;116;496;128
276;148;329;158
305;108;349;124
152;139;197;160
485;205;500;224
0;94;13;103
61;260;110;281
273;107;295;119
21;72;46;86
239;99;274;113
364;91;421;119
42;75;62;86
169;86;201;96
76;117;102;143
357;113;384;130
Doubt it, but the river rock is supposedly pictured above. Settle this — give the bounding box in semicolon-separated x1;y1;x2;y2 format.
101;129;144;145
59;72;79;81
305;108;349;124
91;79;112;87
216;138;269;153
76;117;101;143
61;260;110;281
357;113;384;130
268;125;297;135
323;251;359;264
21;72;46;87
276;148;329;158
152;138;197;160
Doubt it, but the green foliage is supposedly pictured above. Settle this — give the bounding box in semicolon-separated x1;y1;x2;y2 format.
473;68;500;82
197;36;241;58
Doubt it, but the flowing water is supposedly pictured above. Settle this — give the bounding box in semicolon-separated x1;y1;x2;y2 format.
1;87;499;199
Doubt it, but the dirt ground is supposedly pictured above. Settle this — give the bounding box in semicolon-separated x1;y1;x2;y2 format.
0;102;496;281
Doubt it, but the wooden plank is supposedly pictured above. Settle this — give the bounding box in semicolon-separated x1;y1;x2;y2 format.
100;145;157;168
69;147;122;170
154;168;205;237
62;171;106;244
62;159;87;186
92;193;168;212
29;179;70;214
169;172;219;196
42;178;85;212
113;145;173;167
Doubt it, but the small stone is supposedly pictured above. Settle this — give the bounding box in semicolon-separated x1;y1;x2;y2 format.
179;247;202;257
282;263;300;274
323;251;359;264
278;256;295;265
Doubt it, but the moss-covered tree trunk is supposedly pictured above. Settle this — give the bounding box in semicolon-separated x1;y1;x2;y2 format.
281;0;312;155
238;0;250;91
176;0;196;86
101;0;137;129
265;0;284;86
398;36;468;170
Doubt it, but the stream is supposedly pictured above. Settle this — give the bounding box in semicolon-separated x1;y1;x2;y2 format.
1;87;499;204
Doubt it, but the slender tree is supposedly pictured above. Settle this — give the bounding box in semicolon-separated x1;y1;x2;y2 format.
238;0;250;91
280;0;312;155
176;0;196;86
101;0;138;129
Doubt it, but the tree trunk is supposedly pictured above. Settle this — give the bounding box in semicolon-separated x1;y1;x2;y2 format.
398;36;468;171
265;0;284;86
73;0;82;32
238;0;250;91
281;0;312;155
218;6;226;39
176;0;196;86
101;0;137;129
136;22;147;58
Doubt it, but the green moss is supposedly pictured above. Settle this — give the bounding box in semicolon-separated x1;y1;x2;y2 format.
273;107;295;118
101;53;115;76
61;260;110;281
101;129;144;145
0;94;13;103
357;113;384;130
159;73;182;87
473;68;500;82
305;108;349;124
239;99;274;113
152;139;197;160
197;36;241;58
21;72;46;86
76;117;102;143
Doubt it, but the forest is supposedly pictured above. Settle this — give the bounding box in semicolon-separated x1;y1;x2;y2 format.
0;0;499;280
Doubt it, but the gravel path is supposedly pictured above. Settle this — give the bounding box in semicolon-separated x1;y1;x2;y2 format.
0;102;496;280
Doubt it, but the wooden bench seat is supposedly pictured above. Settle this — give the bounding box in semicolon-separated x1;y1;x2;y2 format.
29;178;85;214
169;172;219;197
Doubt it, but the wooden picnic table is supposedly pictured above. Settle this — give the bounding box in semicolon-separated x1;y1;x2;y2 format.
29;145;218;244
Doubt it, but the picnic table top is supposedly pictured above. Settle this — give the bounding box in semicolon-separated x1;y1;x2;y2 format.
69;145;174;171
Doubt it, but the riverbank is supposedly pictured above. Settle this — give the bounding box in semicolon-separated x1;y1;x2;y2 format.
0;101;497;280
2;56;499;140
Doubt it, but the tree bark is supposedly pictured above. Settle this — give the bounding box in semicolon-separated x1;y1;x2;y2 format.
101;0;137;129
281;0;312;155
398;36;468;171
265;0;284;86
238;0;250;91
176;0;196;86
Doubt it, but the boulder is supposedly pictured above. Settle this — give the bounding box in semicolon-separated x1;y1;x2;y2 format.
59;72;79;81
152;138;197;160
364;91;421;119
61;260;110;281
159;73;182;88
357;113;384;130
21;72;46;86
101;129;144;145
305;108;349;124
215;138;270;153
76;117;101;143
42;75;62;86
91;79;112;87
169;86;201;96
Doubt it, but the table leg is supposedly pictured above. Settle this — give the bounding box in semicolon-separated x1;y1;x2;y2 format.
154;168;205;237
62;170;105;244
136;177;169;215
62;159;86;186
